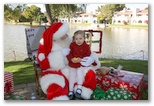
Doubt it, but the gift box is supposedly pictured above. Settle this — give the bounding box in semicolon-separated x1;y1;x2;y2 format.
4;93;27;100
96;70;144;100
106;87;132;100
4;72;14;94
90;86;106;100
96;72;111;92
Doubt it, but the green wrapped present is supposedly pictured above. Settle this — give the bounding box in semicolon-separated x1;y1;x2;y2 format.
91;86;106;100
106;87;132;100
4;93;27;100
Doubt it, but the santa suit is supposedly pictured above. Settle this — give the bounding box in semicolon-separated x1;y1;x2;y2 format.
37;22;100;100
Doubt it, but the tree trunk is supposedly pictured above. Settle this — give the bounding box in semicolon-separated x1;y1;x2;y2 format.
45;4;53;25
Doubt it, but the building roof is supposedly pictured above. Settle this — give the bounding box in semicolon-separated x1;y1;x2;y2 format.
115;10;132;15
115;8;148;15
137;10;148;14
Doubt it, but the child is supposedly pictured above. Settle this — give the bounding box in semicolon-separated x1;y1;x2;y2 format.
66;30;91;99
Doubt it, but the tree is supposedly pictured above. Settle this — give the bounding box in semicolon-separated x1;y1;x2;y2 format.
4;4;26;23
97;4;125;23
4;4;12;22
49;4;78;23
61;4;78;22
77;4;88;13
23;5;42;26
145;7;148;10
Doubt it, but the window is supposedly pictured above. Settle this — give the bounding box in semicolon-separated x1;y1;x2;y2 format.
138;20;142;23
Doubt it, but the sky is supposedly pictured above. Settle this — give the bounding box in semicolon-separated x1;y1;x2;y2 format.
27;4;148;13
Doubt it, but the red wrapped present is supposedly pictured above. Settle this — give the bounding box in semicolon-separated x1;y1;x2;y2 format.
118;70;144;100
96;70;144;100
4;72;14;94
96;72;111;91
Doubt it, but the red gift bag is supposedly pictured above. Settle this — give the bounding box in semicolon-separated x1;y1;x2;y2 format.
4;72;14;94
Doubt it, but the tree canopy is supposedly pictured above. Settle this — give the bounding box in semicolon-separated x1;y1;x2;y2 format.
23;5;42;22
97;4;125;23
4;4;26;22
48;4;78;22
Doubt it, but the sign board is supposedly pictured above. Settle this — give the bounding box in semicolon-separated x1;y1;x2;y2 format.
25;26;47;62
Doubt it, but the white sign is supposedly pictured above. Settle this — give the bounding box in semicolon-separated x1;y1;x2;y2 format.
25;27;46;51
25;26;47;61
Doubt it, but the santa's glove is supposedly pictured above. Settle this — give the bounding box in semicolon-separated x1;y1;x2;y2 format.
61;48;70;56
80;56;94;67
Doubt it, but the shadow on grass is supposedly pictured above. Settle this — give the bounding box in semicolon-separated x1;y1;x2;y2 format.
13;66;36;85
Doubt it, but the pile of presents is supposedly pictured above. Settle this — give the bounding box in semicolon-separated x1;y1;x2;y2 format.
91;65;145;100
4;72;27;100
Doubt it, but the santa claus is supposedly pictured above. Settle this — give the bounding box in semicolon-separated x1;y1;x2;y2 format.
37;22;100;100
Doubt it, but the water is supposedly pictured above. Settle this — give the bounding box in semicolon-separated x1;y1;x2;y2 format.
4;25;30;61
4;24;148;61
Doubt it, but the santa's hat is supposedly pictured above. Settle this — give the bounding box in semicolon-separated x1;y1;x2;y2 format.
42;22;69;57
37;22;69;70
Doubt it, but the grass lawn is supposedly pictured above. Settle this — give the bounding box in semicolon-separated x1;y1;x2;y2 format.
110;24;148;29
99;58;148;75
4;59;148;85
4;61;35;86
6;22;148;29
4;58;148;100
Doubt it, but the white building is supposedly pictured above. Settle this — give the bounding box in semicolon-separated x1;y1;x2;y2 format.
112;8;148;25
59;12;98;24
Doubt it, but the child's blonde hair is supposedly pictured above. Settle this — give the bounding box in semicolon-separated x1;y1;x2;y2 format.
73;30;85;40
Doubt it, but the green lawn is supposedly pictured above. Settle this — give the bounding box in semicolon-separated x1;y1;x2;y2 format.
110;24;148;29
6;22;148;29
4;58;148;85
99;58;148;75
4;61;35;86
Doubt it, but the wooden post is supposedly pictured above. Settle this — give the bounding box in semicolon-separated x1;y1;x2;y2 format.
12;51;16;61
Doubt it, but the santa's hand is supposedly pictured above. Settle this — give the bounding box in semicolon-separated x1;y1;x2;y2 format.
61;48;70;56
38;53;45;61
80;56;94;67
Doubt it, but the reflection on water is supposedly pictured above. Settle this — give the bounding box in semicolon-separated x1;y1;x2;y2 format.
4;25;148;61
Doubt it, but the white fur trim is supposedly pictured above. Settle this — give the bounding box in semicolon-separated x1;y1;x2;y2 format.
51;42;62;51
52;95;69;100
38;53;45;61
40;74;65;94
39;38;44;45
48;50;66;70
74;85;93;100
53;22;69;40
91;52;100;70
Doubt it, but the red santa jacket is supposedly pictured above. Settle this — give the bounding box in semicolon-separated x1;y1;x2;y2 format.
67;41;91;68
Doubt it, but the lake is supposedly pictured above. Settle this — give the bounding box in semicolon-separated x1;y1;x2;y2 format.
4;24;148;61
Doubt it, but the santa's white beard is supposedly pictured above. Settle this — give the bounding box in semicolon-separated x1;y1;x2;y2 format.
55;37;71;48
